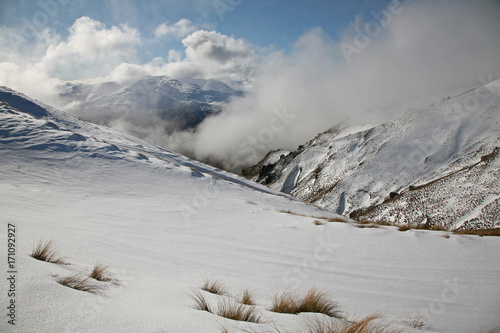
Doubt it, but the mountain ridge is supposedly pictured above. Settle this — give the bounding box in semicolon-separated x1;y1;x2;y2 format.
245;79;500;230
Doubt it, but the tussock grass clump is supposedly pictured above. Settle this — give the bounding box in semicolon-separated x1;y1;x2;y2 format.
218;299;262;323
307;313;394;333
298;288;342;318
270;290;298;314
191;290;213;312
190;291;262;323
57;273;102;294
239;289;256;306
314;220;327;226
90;263;116;282
31;240;67;264
270;288;341;318
202;279;229;295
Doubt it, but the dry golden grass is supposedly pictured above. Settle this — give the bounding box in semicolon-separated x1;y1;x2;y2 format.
453;228;500;237
239;289;256;306
191;290;262;324
202;279;229;295
279;210;308;217
314;220;327;226
355;223;379;229
307;313;396;333
270;290;299;314
57;273;102;294
90;263;116;282
298;288;342;318
31;240;67;264
190;290;213;312
218;299;262;323
327;217;349;223
270;288;341;318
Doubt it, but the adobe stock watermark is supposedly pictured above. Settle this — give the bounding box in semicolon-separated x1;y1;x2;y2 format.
238;106;297;166
282;230;339;290
64;267;134;332
178;180;220;228
414;277;461;326
213;0;244;21
393;73;497;181
9;0;71;51
340;0;403;63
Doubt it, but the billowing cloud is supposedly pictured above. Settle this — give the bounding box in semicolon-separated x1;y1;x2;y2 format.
180;0;500;169
102;29;256;83
0;16;142;107
37;16;140;80
154;18;197;40
183;30;253;64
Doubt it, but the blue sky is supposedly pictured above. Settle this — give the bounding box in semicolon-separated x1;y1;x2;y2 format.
0;0;393;60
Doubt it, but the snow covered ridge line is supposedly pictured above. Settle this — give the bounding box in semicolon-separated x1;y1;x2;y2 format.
0;85;282;196
245;78;500;231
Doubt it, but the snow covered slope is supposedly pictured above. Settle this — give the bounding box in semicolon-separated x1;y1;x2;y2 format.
1;86;500;332
245;80;500;231
58;76;243;132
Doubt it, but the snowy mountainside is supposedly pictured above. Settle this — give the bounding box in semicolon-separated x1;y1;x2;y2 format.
58;76;243;132
0;85;279;198
1;86;500;332
245;80;500;230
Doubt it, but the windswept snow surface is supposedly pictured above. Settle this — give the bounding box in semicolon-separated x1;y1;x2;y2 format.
1;87;500;332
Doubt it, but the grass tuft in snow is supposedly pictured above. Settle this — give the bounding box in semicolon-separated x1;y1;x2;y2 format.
298;288;342;318
190;290;213;312
307;313;395;333
314;220;327;226
270;288;341;318
190;290;262;324
239;289;256;306
270;290;299;314
57;273;102;294
217;299;262;323
31;240;67;264
202;279;229;295
90;262;116;283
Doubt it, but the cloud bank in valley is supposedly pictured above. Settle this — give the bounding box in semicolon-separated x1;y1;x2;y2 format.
1;0;500;170
184;0;500;169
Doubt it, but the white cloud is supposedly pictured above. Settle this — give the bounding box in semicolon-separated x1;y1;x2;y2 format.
154;18;197;40
179;29;256;79
167;49;182;62
37;16;141;80
181;0;500;169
